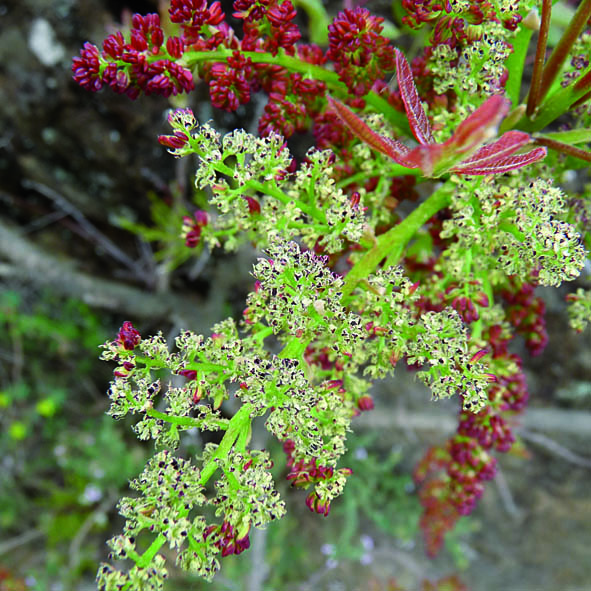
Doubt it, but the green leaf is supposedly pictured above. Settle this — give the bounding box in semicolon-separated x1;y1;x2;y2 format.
519;63;591;132
505;23;534;106
536;128;591;145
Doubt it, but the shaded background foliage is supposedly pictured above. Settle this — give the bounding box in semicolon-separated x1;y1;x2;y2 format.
0;0;590;590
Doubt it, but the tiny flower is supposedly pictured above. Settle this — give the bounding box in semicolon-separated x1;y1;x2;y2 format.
328;49;547;177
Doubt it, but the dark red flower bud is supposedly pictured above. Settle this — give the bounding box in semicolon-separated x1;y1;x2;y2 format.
244;196;261;214
194;210;209;226
179;369;197;380
166;36;185;59
158;131;189;149
185;228;202;248
357;395;374;411
117;321;141;350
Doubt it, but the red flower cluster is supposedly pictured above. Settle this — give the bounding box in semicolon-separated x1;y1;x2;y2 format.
169;0;225;44
327;7;396;96
209;50;253;111
283;439;352;517
283;439;334;486
72;13;195;98
204;521;250;557
414;316;531;555
73;2;406;140
234;0;301;56
181;210;209;248
501;280;549;357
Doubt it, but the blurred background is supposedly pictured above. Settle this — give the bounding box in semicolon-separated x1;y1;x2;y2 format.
1;1;590;590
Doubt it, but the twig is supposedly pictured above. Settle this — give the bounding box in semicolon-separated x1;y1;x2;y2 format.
494;465;522;520
538;0;591;104
0;217;217;331
0;529;44;556
520;429;591;468
526;0;552;116
533;136;591;163
22;179;153;286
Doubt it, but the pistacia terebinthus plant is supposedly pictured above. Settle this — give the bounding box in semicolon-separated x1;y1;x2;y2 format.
73;0;591;587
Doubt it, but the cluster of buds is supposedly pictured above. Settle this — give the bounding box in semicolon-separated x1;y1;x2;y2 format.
283;439;352;517
283;439;334;486
117;321;141;351
72;3;409;142
72;13;195;98
181;210;209;248
234;0;301;56
446;434;497;515
326;7;396;97
414;316;532;554
501;280;549;356
204;521;250;557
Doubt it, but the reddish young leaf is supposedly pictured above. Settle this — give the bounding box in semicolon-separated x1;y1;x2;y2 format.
395;48;434;146
327;50;546;178
454;131;532;170
326;95;412;166
442;95;510;156
398;144;445;176
454;146;547;175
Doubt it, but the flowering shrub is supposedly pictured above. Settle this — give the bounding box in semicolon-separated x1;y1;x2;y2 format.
73;0;591;588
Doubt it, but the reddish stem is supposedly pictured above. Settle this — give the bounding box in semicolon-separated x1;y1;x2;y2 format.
538;0;591;104
526;0;552;117
533;136;591;163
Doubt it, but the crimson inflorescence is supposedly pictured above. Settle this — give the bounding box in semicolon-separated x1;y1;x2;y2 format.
501;279;549;357
73;2;402;141
73;13;195;98
204;521;250;557
327;7;396;97
413;311;532;555
283;439;352;517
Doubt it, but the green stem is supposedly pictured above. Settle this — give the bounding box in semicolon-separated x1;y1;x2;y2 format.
137;533;166;568
341;182;453;298
519;62;591;132
199;403;254;486
146;408;229;430
182;48;410;133
278;336;311;360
